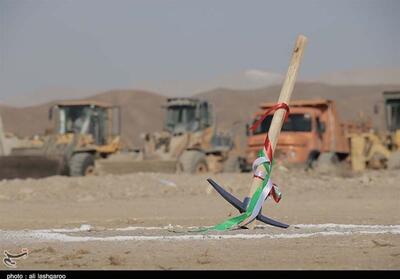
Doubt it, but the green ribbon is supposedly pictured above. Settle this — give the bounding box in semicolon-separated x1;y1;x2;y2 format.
194;149;273;232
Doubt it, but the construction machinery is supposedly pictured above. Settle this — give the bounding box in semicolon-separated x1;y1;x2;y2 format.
143;97;239;173
349;91;400;171
0;113;5;156
244;93;400;172
145;97;241;173
0;101;121;179
243;99;351;171
99;98;240;175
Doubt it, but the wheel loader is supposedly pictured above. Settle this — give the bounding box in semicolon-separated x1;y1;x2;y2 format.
0;101;121;179
146;97;240;173
349;91;400;171
97;97;240;175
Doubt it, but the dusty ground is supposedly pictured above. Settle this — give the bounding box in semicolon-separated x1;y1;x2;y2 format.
0;167;399;270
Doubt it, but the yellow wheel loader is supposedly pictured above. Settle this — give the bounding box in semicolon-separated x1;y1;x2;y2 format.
349;91;400;171
142;98;238;173
0;101;121;179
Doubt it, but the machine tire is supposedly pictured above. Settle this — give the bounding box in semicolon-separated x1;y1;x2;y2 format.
387;151;400;170
179;150;208;174
69;152;95;177
312;152;340;174
306;150;320;170
223;156;240;173
368;152;387;169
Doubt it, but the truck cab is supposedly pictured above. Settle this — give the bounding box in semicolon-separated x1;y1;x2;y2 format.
245;99;350;168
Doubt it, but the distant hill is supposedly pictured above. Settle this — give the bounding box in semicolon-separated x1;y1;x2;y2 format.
132;70;284;97
0;102;54;140
6;68;398;106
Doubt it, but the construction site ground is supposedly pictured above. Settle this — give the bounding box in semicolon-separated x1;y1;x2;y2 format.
0;167;399;270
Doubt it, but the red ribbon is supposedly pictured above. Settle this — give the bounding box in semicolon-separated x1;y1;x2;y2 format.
249;102;290;160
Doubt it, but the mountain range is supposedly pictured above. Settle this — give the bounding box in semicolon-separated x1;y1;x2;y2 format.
2;68;400;107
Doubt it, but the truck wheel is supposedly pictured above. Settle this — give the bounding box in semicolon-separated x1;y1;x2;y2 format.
306;150;320;170
179;150;208;174
69;153;95;177
387;151;400;170
223;156;240;172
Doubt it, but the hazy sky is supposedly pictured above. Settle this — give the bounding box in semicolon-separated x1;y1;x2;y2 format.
1;0;399;105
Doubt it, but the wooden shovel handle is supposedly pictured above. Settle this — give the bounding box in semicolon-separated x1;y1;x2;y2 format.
246;35;307;229
268;35;307;153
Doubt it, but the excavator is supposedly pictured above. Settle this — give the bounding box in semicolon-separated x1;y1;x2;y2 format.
0;101;121;179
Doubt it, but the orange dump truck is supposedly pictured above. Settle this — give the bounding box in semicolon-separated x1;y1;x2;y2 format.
243;99;350;169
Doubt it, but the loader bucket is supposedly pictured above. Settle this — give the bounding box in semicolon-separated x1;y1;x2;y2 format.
95;159;177;175
0;155;65;180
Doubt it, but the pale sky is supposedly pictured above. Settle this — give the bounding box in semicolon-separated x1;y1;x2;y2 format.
1;0;399;105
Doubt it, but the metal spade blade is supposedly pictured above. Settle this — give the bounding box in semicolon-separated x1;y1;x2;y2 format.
207;178;289;229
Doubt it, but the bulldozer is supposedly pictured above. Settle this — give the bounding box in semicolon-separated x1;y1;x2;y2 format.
97;97;240;174
0;101;121;179
349;91;400;171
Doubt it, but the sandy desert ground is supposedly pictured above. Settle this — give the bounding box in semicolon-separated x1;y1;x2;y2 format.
0;167;399;270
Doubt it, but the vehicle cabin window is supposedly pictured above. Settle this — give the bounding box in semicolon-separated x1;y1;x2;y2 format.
199;102;210;129
165;105;197;133
386;100;400;131
252;113;312;135
58;106;107;145
316;117;325;134
60;106;91;134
